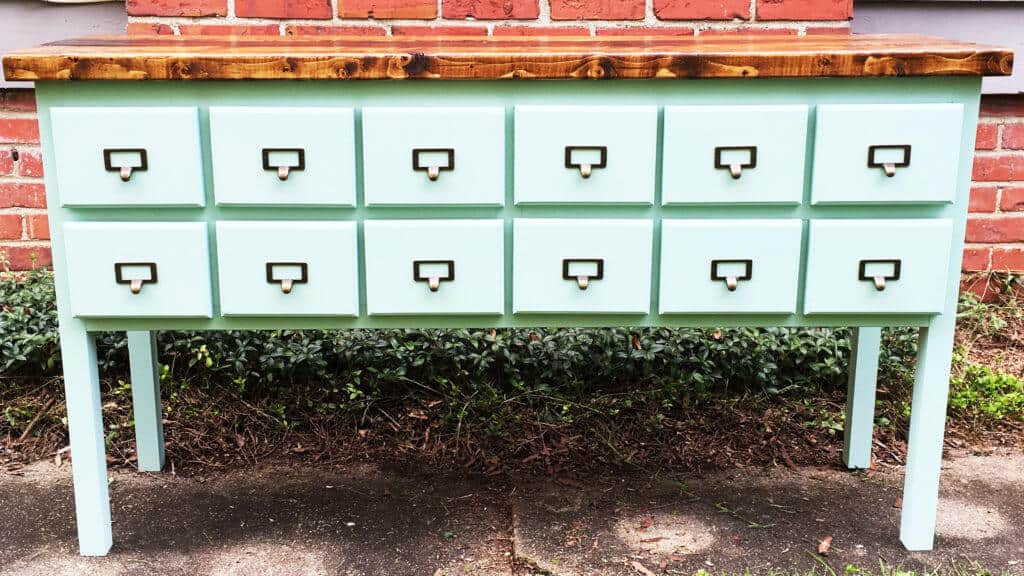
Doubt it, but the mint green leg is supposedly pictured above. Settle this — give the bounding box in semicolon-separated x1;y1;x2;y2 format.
843;327;880;469
59;321;113;556
128;331;164;472
899;314;956;551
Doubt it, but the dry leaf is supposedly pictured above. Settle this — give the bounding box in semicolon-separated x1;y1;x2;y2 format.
818;536;833;555
630;560;657;576
894;497;903;509
638;516;654;530
632;335;642;350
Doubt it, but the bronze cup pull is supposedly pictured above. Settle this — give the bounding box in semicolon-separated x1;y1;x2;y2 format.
413;260;455;292
858;259;901;292
562;258;604;291
412;148;455;182
262;148;306;181
564;146;607;179
867;145;911;178
710;259;753;292
714;146;757;180
114;262;158;294
104;148;148;183
266;262;309;294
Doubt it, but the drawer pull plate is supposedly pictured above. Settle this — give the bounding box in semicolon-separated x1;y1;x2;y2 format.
714;146;757;180
710;259;753;292
412;148;455;181
114;262;157;294
858;259;901;291
562;258;604;290
413;259;455;292
103;148;149;182
262;148;306;181
266;262;309;294
867;145;911;178
564;146;607;179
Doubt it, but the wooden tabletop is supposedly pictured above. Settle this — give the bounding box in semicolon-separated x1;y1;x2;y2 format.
2;34;1013;81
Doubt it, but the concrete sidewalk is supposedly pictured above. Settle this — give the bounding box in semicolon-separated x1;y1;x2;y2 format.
0;452;1021;575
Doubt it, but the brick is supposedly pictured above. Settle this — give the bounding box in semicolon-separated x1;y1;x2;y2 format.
961;247;990;271
0;119;40;144
494;26;591;36
237;0;332;19
596;27;694;36
26;214;49;241
968;186;998;213
0;215;22;240
0;150;12;176
756;0;851;20
966;215;1024;243
178;24;280;35
980;95;1024;118
975;123;998;150
653;0;748;20
804;26;850;35
392;26;488;36
17;151;43;178
1003;124;1024;150
551;0;644;20
1000;186;1024;211
0;183;46;209
2;90;37;113
126;0;226;16
339;0;435;18
286;25;387;35
700;27;797;36
0;245;52;271
126;23;176;35
973;154;1024;182
443;0;539;19
992;247;1024;271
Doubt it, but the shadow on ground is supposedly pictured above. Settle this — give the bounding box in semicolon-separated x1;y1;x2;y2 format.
0;452;1021;575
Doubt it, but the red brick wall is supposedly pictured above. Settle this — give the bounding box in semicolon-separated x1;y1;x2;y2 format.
0;90;50;272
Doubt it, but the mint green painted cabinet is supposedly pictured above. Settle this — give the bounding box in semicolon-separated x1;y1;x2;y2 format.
660;219;802;314
216;221;359;316
51;107;204;207
63;222;212;318
362;107;505;206
514;106;657;205
210;107;356;206
662;106;807;205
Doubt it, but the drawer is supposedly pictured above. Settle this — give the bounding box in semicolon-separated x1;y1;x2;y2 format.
363;107;505;206
63;222;212;318
659;219;802;314
50;107;204;207
811;104;964;204
514;106;657;205
364;220;504;315
210;107;356;206
513;219;653;314
215;221;359;317
803;219;952;314
662;105;808;205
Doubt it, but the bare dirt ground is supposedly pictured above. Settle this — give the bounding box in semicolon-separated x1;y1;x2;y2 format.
1;450;1021;576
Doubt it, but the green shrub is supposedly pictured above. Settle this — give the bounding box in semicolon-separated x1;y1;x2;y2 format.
950;360;1024;421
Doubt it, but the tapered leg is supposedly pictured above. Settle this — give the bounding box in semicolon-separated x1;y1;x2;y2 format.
844;327;881;469
128;331;164;472
60;322;113;556
900;313;957;551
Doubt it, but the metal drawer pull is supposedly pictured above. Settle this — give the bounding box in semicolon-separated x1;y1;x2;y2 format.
103;148;148;182
564;146;607;179
858;259;901;291
562;258;604;290
262;148;306;181
412;148;455;181
710;259;753;292
114;262;157;294
266;262;308;294
714;146;758;180
867;145;911;178
413;259;455;292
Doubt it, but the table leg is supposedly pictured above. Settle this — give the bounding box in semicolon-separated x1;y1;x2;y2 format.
59;321;113;556
128;331;164;472
843;327;881;469
900;313;957;551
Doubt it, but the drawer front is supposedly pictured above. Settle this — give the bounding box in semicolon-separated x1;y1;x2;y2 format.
51;107;204;207
363;107;505;206
216;221;359;317
63;222;212;318
514;106;657;205
210;107;356;206
811;104;964;204
364;220;504;315
513;219;653;314
662;105;808;205
659;219;802;314
803;219;952;314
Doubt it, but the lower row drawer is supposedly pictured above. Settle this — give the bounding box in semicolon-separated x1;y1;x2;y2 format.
61;218;953;319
